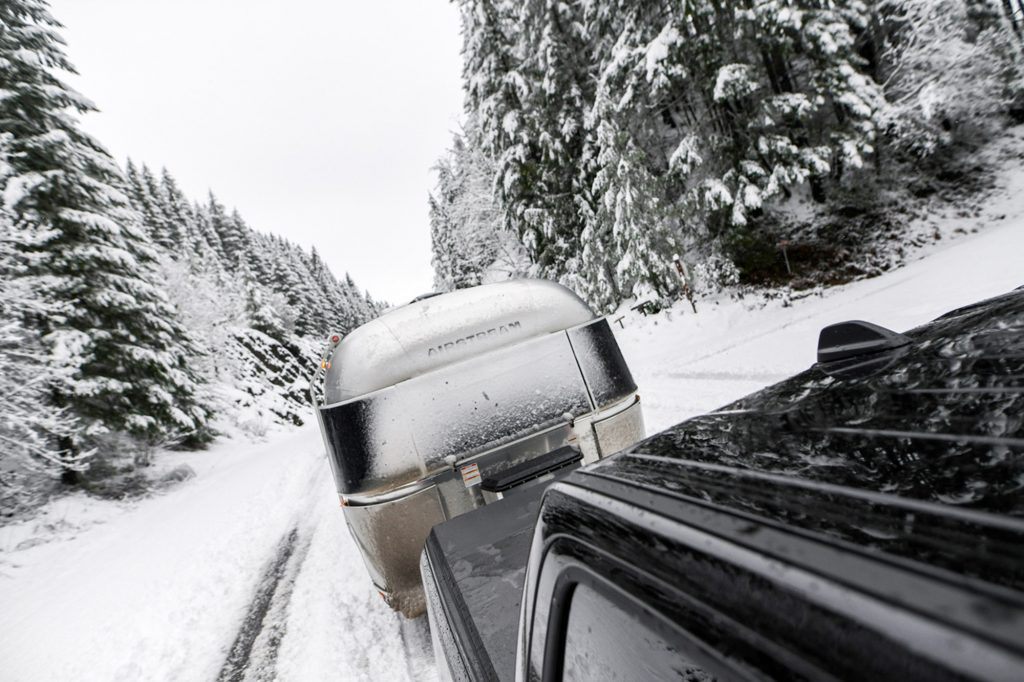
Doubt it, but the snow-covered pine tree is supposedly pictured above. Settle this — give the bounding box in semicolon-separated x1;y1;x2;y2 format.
204;192;252;270
570;4;695;310
308;247;354;333
198;193;229;266
511;0;598;279
140;163;180;248
571;207;619;313
448;0;917;302
192;199;226;268
226;209;256;275
344;272;377;320
583;105;678;311
244;231;278;290
0;132;85;510
458;0;526;159
124;161;178;251
124;159;150;223
0;0;213;468
158;168;205;261
260;238;307;337
455;0;539;263
429;190;459;291
665;1;884;232
336;272;369;330
281;242;325;336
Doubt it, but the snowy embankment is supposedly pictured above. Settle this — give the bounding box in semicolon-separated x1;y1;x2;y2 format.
1;170;1023;680
618;151;1024;433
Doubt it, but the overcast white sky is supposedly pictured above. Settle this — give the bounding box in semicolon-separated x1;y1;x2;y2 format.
50;0;465;304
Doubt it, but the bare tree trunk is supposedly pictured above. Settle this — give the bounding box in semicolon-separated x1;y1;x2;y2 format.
57;435;81;485
1003;0;1023;41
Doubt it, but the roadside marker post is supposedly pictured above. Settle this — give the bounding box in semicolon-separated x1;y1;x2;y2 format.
777;240;793;275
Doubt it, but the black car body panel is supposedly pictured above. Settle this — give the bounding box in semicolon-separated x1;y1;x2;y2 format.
636;286;1024;519
522;468;1024;680
427;287;1024;680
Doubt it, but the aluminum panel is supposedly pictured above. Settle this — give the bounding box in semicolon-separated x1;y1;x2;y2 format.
592;396;645;458
343;483;446;617
324;279;594;403
319;331;592;496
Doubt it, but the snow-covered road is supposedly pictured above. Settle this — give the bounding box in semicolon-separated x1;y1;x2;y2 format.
0;426;436;681
1;164;1022;679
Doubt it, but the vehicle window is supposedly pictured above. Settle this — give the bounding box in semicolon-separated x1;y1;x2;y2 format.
561;582;715;681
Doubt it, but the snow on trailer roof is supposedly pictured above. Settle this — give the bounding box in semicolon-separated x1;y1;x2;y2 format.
323;279;595;404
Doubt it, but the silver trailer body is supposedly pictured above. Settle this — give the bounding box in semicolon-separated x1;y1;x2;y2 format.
312;279;644;616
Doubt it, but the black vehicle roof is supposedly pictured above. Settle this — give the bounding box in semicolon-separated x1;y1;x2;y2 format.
575;287;1024;591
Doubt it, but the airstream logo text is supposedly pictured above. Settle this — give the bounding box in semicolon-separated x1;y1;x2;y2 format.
427;321;522;357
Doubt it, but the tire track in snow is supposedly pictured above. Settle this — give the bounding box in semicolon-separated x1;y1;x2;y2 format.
222;444;438;680
218;457;324;682
399;616;435;680
217;526;303;682
266;466;441;681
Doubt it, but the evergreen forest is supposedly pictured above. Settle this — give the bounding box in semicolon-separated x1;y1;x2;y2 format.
430;0;1024;311
0;0;379;513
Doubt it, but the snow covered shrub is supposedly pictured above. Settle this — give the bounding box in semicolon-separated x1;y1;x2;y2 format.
155;464;196;490
692;253;742;292
879;0;1024;158
237;413;271;440
159;258;318;435
159;256;245;376
713;64;760;101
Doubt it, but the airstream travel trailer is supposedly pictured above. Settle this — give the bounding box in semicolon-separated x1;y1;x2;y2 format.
311;279;644;616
